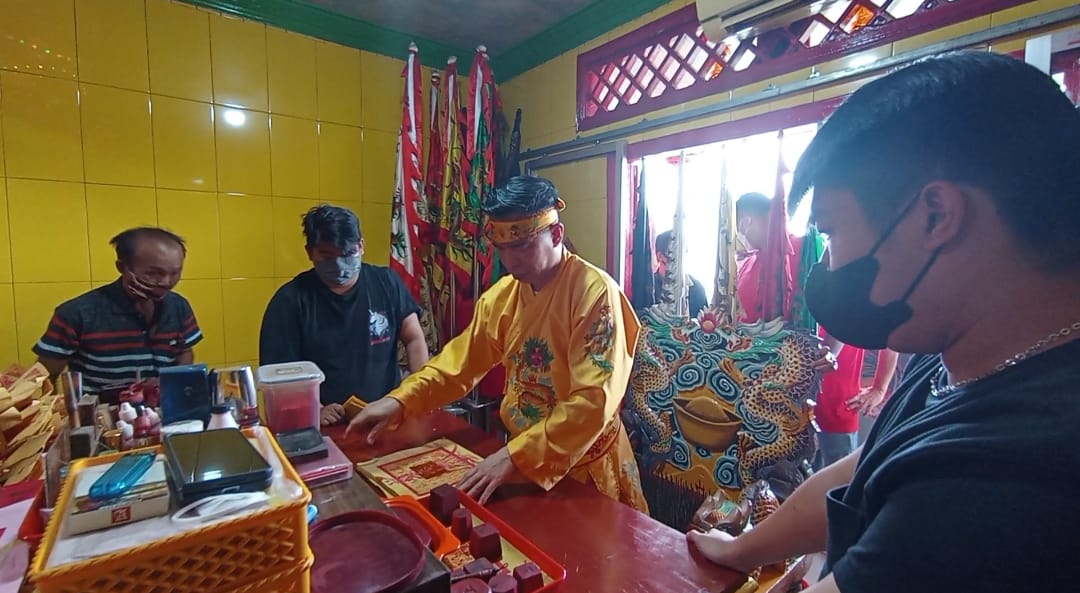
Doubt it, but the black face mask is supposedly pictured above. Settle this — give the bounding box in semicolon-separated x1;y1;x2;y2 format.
805;196;939;350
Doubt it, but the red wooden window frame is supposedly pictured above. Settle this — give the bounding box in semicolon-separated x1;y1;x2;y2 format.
577;0;1034;131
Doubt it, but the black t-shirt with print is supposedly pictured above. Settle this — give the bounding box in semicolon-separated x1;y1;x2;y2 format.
824;339;1080;592
259;264;421;405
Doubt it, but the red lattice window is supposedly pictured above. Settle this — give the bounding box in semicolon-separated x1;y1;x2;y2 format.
577;0;1033;131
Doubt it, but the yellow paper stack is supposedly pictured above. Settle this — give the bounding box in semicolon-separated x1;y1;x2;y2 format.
0;362;62;486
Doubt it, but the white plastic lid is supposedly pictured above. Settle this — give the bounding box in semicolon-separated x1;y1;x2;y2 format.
256;361;326;386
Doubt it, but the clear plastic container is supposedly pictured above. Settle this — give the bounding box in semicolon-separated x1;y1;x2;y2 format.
255;362;325;434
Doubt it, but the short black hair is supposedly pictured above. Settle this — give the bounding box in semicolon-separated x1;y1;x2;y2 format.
110;227;186;265
792;50;1080;271
735;192;771;219
482;176;560;220
302;205;362;248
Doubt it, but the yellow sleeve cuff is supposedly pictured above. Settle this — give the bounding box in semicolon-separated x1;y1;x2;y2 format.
506;434;570;492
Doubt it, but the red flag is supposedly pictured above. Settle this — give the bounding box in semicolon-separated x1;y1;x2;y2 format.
424;71;444;248
758;131;796;322
466;46;500;290
390;43;425;302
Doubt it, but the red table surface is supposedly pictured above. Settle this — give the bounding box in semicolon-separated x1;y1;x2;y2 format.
324;411;747;593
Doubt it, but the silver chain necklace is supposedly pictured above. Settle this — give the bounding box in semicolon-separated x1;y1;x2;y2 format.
930;321;1080;398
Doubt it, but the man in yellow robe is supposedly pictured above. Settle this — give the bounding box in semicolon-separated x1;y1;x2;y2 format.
347;176;648;512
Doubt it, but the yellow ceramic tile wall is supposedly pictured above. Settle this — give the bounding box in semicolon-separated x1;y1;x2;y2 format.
152;96;217;191
359;128;396;205
270;115;319;198
319;123;365;202
80;84;155;186
8;179;90;283
546;55;578;133
215;106;272;195
272;197;320;277
85;185;158;282
147;0;212;101
0;0;519;365
221;278;276;362
0;285;17;366
267;29;317;119
1;72;84;182
0;0;78;79
0;183;10;283
361;53;404;132
361;202;392;266
75;0;149;91
210;14;269;111
316;41;364;125
156;189;221;279
13;282;92;365
175;278;226;364
219;194;275;279
84;187;158;246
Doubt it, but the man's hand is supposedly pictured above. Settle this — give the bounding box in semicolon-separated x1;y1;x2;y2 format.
458;447;519;505
686;529;754;574
846;386;886;416
344;398;405;444
320;403;346;426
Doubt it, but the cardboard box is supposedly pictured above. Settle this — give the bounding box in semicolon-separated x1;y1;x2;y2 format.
64;456;170;535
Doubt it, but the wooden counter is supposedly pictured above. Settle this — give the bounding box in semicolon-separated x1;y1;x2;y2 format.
319;411;747;593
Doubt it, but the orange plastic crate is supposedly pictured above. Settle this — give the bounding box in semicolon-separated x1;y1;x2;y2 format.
224;554;312;593
28;428;312;593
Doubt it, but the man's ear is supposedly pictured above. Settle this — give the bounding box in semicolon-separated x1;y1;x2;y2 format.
549;223;565;247
919;181;970;252
358;238;365;257
115;260;125;275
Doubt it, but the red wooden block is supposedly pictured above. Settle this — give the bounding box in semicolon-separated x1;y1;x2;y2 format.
512;562;544;593
468;523;503;562
451;507;473;540
489;574;518;593
429;484;460;525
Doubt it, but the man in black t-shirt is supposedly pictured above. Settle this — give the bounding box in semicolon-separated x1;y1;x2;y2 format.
259;205;430;425
686;52;1080;592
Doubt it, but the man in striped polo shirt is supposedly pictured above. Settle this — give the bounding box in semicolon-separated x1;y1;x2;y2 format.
33;227;203;402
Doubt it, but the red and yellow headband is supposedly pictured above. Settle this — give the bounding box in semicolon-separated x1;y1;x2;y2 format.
486;198;566;244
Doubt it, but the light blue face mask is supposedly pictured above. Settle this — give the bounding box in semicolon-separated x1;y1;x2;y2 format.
314;255;361;286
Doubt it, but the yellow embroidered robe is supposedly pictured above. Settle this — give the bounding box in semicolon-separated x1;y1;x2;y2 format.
389;252;648;512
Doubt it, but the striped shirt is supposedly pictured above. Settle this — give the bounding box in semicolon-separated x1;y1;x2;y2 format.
33;280;202;396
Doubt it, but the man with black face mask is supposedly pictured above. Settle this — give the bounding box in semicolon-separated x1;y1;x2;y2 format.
34;227;201;403
688;51;1080;592
260;205;429;425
